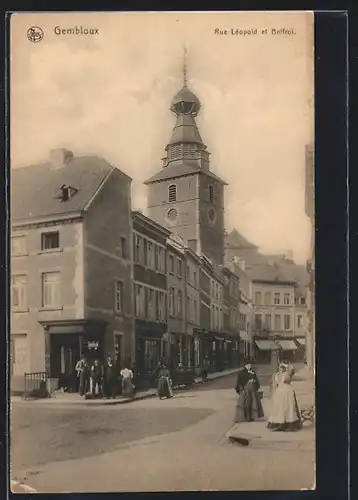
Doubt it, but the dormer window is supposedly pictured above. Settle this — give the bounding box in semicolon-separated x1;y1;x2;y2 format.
59;184;78;202
168;184;177;203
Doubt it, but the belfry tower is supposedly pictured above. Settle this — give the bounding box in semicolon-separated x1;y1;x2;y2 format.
145;49;227;265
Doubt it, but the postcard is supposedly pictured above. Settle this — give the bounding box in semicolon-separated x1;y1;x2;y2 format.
9;11;315;493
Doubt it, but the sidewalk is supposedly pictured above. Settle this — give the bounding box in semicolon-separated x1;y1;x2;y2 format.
11;367;240;407
226;366;315;448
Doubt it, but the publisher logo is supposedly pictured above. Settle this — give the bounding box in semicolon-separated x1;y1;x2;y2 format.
27;27;44;43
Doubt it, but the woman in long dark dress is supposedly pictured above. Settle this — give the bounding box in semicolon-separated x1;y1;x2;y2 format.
157;362;173;400
234;360;264;423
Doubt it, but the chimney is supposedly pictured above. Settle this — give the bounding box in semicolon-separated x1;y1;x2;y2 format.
187;239;197;253
285;250;294;261
50;148;74;169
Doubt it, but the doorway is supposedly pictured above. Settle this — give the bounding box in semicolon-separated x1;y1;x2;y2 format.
50;334;80;392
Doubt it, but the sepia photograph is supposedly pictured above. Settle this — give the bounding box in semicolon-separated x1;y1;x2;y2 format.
9;11;315;493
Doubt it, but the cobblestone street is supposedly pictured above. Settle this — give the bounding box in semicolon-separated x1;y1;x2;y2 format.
11;369;315;493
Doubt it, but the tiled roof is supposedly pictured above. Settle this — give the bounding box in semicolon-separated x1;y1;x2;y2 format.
11;154;118;222
246;264;295;284
144;163;227;185
225;229;258;250
278;263;310;288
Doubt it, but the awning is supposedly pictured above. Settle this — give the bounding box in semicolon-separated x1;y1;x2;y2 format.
255;340;276;350
296;338;306;346
279;340;297;351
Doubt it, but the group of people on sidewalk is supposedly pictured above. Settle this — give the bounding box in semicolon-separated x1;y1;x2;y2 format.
75;355;136;399
75;355;176;401
234;359;303;432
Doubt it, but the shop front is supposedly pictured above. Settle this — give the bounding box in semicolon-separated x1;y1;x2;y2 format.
279;339;298;362
254;339;276;364
39;318;108;392
135;319;166;389
168;333;195;385
254;338;298;364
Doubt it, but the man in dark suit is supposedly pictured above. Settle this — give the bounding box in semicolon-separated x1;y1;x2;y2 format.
234;360;264;422
90;359;103;398
103;355;116;398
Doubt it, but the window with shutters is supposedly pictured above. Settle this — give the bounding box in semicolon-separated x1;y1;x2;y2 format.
264;314;271;330
147;288;155;320
254;291;262;305
169;287;175;316
42;272;61;308
114;280;123;313
168;184;177;203
177;258;182;278
177;290;183;319
11;275;27;309
255;314;262;331
274;314;281;330
11;236;27;256
135;285;145;318
169;254;175;274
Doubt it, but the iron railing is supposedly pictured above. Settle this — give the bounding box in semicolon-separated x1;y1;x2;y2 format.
24;372;49;397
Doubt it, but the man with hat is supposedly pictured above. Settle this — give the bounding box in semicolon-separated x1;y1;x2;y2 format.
234;359;264;423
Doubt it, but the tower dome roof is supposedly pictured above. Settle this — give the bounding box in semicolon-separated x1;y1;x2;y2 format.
170;85;201;117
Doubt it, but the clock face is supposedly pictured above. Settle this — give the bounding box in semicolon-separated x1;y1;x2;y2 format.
207;207;217;226
166;207;178;224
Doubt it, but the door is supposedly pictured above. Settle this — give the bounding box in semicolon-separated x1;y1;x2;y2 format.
50;334;80;391
11;334;29;376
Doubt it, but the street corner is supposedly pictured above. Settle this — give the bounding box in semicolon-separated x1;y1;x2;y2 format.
225;422;264;446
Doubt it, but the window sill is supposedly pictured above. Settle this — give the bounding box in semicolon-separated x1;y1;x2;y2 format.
38;248;64;255
39;306;63;312
12;308;29;313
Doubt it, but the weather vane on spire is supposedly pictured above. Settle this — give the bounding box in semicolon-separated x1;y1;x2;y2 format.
183;44;188;86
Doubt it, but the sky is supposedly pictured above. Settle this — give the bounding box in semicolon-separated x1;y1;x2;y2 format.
10;11;314;263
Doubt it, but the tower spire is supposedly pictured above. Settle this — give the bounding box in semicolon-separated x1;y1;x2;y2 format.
183;45;188;87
